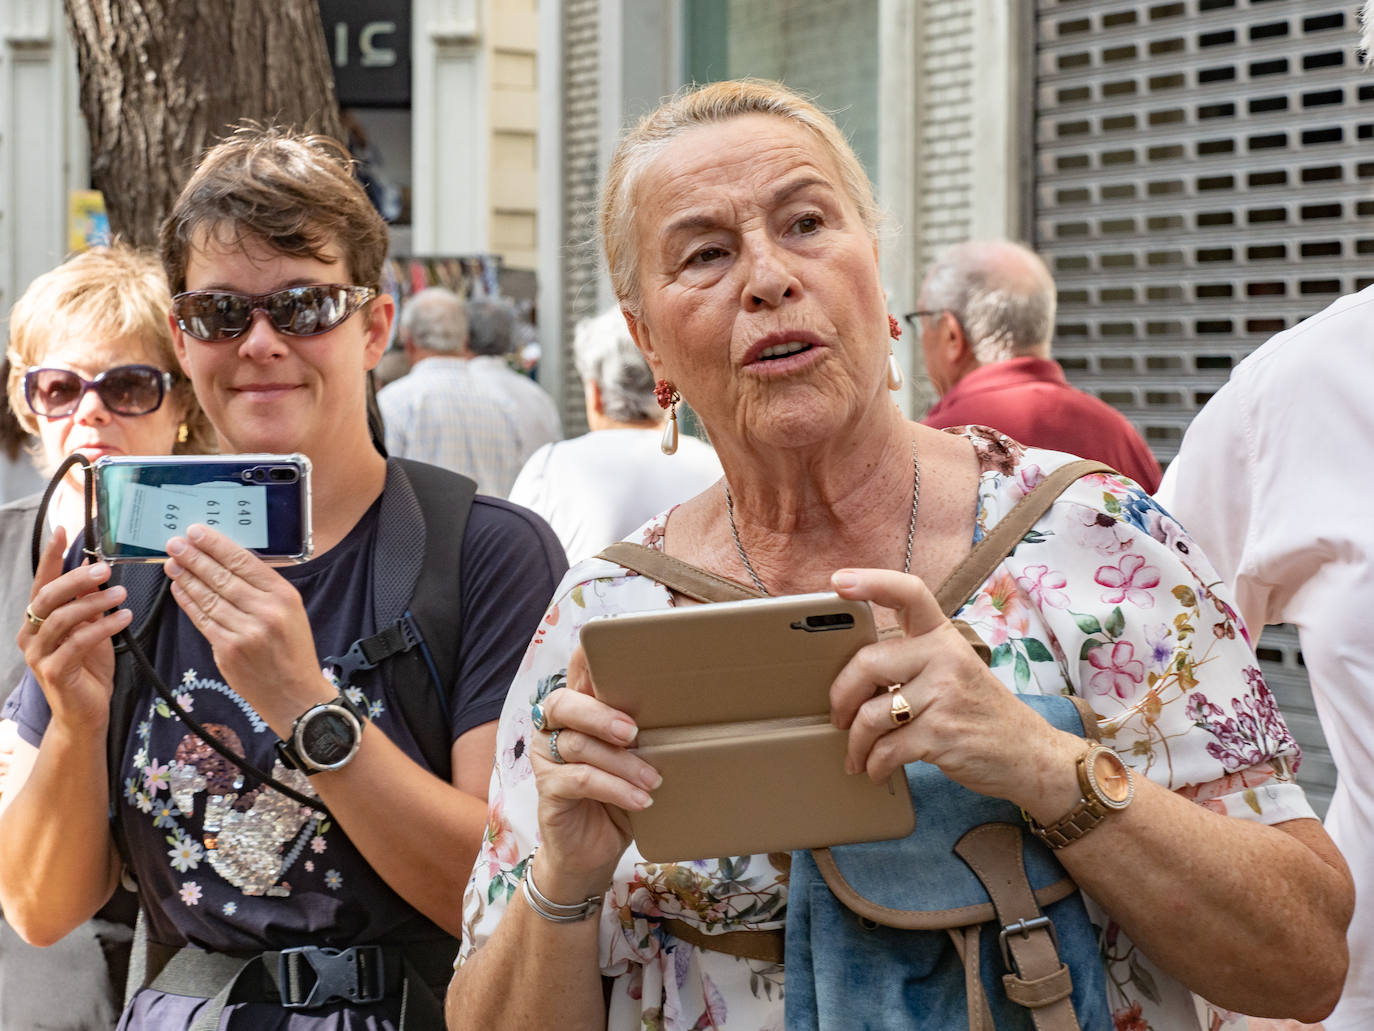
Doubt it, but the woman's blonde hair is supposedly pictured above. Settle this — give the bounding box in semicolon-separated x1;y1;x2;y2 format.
6;243;215;453
599;78;881;318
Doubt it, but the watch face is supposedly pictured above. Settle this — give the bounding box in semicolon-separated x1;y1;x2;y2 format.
1089;748;1134;807
298;706;361;770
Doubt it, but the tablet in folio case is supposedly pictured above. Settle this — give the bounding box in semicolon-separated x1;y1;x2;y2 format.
580;593;915;863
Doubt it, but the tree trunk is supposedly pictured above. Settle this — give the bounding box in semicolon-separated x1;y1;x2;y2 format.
63;0;346;248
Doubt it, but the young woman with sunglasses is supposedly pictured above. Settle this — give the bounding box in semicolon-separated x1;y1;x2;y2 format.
0;243;214;1030
0;128;565;1031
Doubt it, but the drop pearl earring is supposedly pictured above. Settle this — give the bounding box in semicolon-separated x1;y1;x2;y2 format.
655;379;680;455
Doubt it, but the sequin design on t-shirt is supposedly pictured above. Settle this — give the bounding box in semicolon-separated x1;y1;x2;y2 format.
125;666;364;901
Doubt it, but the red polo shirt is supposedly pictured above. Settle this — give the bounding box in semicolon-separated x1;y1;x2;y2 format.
922;356;1162;492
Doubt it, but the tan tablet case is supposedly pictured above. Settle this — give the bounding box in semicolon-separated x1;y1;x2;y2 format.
588;458;1115;867
580;592;915;862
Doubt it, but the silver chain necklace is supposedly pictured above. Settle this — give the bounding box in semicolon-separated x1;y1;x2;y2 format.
724;440;920;596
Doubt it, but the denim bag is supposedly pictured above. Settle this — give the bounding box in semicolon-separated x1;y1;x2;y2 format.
784;692;1113;1031
783;459;1118;1031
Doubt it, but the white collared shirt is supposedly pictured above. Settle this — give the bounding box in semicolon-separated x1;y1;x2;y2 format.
1157;285;1374;1031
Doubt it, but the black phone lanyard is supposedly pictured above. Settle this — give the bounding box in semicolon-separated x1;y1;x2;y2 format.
31;453;327;814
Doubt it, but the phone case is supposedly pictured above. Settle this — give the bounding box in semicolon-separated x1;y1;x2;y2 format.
93;453;313;564
580;593;915;862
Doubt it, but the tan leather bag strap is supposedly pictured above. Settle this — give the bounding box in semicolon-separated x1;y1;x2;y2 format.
809;848;1079;929
599;458;1115;617
933;459;1114;617
657;917;785;964
955;824;1081;1031
596;541;764;603
950;926;998;1031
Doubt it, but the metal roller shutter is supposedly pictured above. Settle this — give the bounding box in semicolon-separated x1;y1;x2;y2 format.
1030;0;1360;815
558;0;602;437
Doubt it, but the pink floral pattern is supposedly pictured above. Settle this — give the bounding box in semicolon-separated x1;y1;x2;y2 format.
1017;563;1070;609
460;430;1312;1031
1094;553;1162;607
1087;641;1146;698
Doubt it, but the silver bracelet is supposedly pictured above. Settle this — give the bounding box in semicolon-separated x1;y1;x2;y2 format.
521;855;603;924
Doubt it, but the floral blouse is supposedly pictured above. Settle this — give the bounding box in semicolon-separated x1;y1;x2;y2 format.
459;427;1315;1031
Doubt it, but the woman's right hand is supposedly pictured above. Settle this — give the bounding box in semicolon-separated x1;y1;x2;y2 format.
527;645;662;900
18;526;132;732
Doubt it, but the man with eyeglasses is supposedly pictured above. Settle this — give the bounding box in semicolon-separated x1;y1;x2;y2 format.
911;239;1161;492
0;126;566;1029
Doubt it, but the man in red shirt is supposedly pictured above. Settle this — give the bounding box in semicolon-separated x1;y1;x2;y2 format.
913;240;1162;491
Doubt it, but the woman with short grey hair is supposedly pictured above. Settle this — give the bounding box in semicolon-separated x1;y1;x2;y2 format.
508;308;720;565
571;309;661;424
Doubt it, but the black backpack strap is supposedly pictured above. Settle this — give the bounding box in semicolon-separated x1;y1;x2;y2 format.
349;458;476;783
106;560;172;1006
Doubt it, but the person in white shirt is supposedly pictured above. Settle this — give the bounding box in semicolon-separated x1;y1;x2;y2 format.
509;308;721;565
377;289;560;496
1158;13;1374;1029
1157;284;1374;1031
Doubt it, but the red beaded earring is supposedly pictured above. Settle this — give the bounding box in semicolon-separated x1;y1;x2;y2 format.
655;379;680;455
886;315;904;390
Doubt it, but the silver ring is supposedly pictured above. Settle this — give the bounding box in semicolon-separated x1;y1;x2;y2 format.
531;700;549;732
548;729;567;764
23;605;44;630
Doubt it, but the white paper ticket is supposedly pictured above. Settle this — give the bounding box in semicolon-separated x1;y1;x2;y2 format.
115;481;268;552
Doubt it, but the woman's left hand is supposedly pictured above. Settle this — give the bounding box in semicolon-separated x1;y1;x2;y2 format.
828;567;1082;809
164;524;327;730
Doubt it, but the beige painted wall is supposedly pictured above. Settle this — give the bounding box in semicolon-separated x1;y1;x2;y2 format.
487;0;539;270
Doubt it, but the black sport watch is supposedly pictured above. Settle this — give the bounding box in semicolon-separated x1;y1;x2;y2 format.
276;694;367;775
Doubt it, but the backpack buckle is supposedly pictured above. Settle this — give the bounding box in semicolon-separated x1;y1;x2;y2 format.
324;617;421;689
998;915;1059;975
278;945;386;1008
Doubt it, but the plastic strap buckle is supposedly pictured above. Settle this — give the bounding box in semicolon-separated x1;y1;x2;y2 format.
278;944;386;1008
323;616;420;687
998;915;1059;975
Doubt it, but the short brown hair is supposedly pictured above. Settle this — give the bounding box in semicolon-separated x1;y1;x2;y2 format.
600;79;882;318
6;243;215;453
160;124;388;295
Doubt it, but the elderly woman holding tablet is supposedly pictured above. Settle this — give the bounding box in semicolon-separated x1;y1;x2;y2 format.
449;80;1352;1030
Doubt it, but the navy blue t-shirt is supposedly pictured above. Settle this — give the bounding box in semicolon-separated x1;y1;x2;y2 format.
10;485;566;1028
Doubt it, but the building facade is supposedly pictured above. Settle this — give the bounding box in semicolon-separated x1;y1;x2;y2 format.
0;0;86;323
0;0;540;320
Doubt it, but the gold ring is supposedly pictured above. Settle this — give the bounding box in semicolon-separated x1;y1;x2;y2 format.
23;605;44;630
889;689;913;727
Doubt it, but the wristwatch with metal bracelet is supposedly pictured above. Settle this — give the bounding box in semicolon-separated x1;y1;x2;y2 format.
276;693;368;775
1027;743;1135;849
